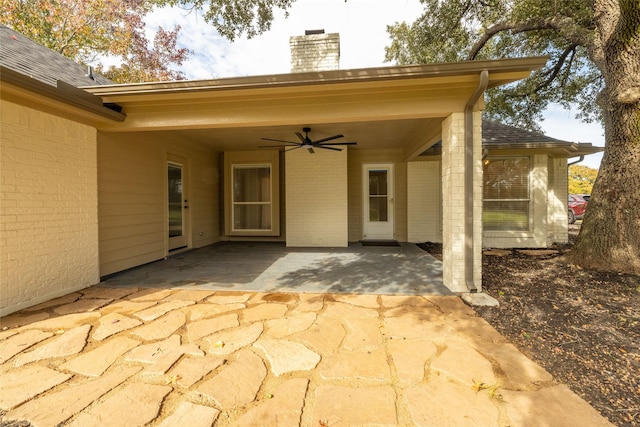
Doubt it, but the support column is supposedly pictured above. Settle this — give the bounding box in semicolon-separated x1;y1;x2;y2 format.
441;112;483;293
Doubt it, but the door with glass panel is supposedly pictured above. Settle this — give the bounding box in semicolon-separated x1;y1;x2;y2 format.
167;155;189;251
363;164;394;240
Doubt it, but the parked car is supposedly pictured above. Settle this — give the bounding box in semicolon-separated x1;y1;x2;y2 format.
568;194;587;224
580;194;591;202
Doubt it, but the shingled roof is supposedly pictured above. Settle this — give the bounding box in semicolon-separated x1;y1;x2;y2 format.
482;119;569;144
0;25;113;87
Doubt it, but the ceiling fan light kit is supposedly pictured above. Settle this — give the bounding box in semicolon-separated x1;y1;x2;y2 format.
260;127;357;153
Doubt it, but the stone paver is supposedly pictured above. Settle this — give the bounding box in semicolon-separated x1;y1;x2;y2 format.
205;322;263;355
0;365;71;410
0;329;53;364
242;303;288;322
501;384;614;427
13;324;91;367
155;401;220;427
254;338;320;376
430;341;496;385
53;298;112;315
162;289;215;302
61;336;140;376
92;312;142;341
186;303;246;321
403;376;500;426
7;366;140;427
265;312;316;338
234;378;308;425
125;334;203;376
134;300;193;321
132;310;186;341
18;312;100;331
312;384;397;426
388;339;438;383
320;347;391;382
185;313;238;342
196;348;266;409
21;293;81;312
0;287;614;427
66;383;172;427
168;355;225;388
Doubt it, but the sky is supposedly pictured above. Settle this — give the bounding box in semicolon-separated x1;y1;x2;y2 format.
144;0;604;169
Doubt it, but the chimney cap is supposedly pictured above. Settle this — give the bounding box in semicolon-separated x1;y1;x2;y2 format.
305;29;325;35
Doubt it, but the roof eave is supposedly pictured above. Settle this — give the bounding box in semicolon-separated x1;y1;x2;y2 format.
83;56;549;97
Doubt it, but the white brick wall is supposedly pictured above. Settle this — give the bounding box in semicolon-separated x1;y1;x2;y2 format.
441;112;482;292
407;160;442;243
285;147;348;246
1;100;99;315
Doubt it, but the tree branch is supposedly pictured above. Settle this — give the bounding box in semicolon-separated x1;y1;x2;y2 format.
467;16;593;60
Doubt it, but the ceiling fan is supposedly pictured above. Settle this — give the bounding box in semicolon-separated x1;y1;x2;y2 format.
260;127;357;153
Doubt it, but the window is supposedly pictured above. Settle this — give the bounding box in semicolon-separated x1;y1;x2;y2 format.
224;151;280;237
483;157;530;231
232;165;271;231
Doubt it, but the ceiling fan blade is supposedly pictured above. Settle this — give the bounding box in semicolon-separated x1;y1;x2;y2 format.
318;142;357;146
295;132;307;143
284;146;303;152
261;137;299;144
312;134;344;144
317;145;342;151
259;144;298;148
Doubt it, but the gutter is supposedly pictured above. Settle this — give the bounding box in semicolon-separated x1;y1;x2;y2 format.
464;70;489;293
0;66;125;122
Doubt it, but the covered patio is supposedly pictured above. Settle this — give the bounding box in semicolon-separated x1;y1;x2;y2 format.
101;242;449;296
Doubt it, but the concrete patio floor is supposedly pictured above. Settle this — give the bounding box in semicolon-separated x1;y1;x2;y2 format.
101;242;450;296
0;285;612;426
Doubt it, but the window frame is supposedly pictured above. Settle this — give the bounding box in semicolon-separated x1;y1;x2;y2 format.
482;156;532;232
231;163;272;233
224;151;280;237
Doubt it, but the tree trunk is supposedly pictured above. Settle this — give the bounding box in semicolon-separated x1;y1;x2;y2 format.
570;0;640;274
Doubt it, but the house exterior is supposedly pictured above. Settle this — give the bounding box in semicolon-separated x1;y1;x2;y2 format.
0;27;600;315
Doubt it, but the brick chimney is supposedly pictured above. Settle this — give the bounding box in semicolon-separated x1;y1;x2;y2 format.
289;29;340;73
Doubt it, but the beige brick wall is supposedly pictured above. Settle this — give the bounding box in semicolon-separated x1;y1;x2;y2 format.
441;112;482;292
98;132;220;276
548;157;569;244
1;100;99;315
407;160;442;243
285;147;348;246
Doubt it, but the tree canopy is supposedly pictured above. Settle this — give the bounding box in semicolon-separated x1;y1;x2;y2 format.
3;0;189;83
383;0;640;274
568;164;598;195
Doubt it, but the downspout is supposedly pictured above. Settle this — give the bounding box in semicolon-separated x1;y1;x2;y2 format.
568;155;584;166
464;70;489;293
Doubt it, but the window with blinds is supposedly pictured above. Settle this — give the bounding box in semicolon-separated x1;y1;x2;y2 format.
483;157;531;231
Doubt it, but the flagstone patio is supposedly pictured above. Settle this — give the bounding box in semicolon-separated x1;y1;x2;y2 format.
0;285;612;426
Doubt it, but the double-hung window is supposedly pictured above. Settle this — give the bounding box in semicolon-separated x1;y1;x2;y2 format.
224;151;280;237
232;165;272;231
483;157;531;231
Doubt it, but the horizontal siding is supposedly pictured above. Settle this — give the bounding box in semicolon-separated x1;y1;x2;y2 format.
98;133;220;276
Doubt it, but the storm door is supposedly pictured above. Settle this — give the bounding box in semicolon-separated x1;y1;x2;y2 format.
167;155;189;251
363;164;394;240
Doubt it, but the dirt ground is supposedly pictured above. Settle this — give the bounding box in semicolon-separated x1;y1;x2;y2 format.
421;224;640;427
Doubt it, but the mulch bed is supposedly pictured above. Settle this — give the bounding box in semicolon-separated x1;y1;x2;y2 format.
419;230;640;427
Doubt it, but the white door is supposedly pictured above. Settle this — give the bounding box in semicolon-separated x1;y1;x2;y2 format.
167;155;189;251
363;164;394;240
